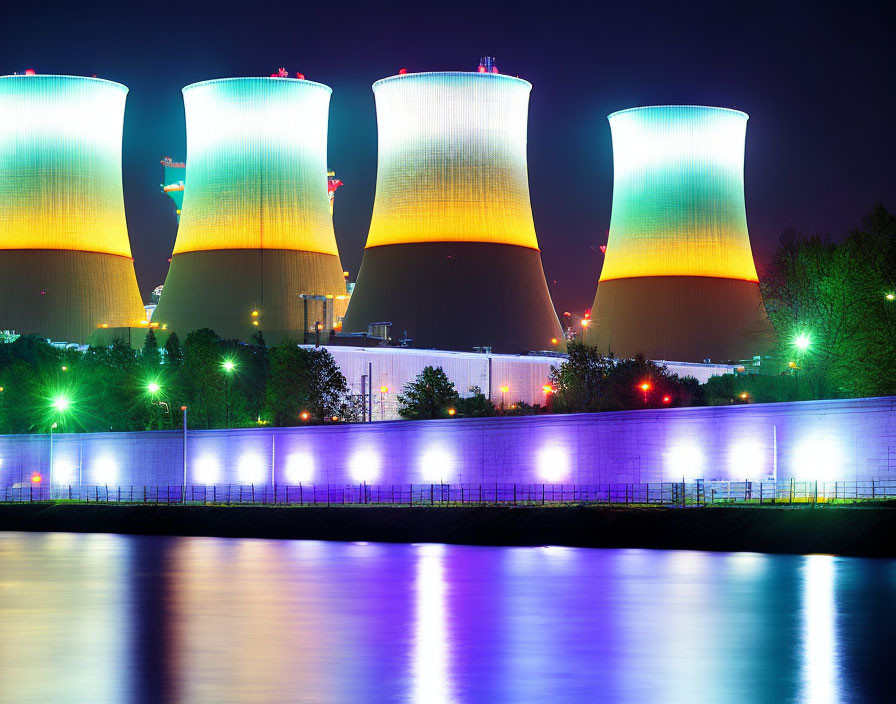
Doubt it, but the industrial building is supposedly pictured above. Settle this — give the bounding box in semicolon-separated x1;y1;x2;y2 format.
152;76;347;343
585;106;776;362
0;74;145;343
342;60;565;354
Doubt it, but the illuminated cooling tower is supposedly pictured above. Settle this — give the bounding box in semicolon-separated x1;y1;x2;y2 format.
585;106;776;362
342;69;564;353
0;74;145;342
152;78;346;342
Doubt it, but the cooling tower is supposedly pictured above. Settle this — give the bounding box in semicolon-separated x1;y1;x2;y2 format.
585;106;776;362
0;74;145;342
152;78;346;342
341;69;565;353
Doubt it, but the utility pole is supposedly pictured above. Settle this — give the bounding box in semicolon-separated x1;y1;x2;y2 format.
181;405;188;504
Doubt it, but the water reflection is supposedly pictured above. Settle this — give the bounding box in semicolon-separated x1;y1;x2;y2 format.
802;555;839;703
412;544;452;703
0;534;894;703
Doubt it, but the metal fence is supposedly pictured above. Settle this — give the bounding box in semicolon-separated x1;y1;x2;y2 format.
4;479;896;507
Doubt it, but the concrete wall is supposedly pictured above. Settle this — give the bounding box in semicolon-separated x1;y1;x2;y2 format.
1;397;893;489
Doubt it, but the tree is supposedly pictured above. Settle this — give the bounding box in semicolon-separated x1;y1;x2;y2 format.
264;342;348;425
549;342;614;412
397;366;459;420
164;331;184;368
761;204;896;398
454;386;496;417
183;328;227;428
142;328;161;368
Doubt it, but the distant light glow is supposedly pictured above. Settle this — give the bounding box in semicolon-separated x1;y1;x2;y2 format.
285;452;314;484
238;453;266;484
194;455;220;485
665;443;704;480
727;440;766;480
53;458;76;485
52;395;71;412
794;333;811;351
93;456;117;485
419;448;453;482
349;448;381;483
31;473;42;484
147;381;160;394
222;359;236;373
793;437;841;481
537;444;570;483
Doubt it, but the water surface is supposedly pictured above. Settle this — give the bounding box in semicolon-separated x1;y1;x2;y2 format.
0;532;894;703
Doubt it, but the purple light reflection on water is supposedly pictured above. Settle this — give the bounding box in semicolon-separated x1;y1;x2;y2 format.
0;534;894;703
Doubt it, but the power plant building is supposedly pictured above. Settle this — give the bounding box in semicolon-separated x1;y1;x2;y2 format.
152;77;347;342
342;62;565;353
585;106;776;362
0;74;145;342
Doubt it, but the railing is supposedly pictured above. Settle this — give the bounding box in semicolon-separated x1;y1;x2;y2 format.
3;479;896;507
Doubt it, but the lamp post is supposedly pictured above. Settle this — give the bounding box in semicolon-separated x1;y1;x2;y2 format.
181;405;188;504
221;359;236;428
499;384;509;411
639;381;652;404
380;386;388;420
49;394;71;498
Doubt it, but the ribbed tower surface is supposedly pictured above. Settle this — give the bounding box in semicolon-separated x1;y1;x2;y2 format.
152;78;346;342
0;75;145;342
584;106;776;362
342;71;564;353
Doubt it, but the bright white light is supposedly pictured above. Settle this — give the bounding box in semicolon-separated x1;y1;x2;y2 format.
238;453;266;485
413;543;452;703
53;458;77;485
93;456;117;485
419;448;453;482
537;444;570;483
349;449;381;483
665;443;705;481
793;437;842;481
727;440;766;480
285;452;314;484
194;455;220;485
801;555;839;703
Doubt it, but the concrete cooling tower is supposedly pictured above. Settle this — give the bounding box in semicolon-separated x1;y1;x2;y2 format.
152;77;346;342
585;105;776;362
341;63;565;353
0;74;145;342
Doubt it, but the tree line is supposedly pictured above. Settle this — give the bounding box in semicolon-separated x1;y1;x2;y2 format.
0;329;355;434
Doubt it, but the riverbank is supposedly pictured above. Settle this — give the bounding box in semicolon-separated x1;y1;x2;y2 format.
2;503;895;556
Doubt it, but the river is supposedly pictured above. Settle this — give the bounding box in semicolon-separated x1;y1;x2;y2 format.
0;532;894;703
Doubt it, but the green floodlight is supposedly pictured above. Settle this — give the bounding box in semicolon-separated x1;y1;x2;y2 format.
51;394;71;413
794;333;811;351
147;381;161;395
222;359;236;373
886;293;895;301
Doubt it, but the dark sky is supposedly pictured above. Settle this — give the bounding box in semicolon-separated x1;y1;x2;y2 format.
4;1;894;316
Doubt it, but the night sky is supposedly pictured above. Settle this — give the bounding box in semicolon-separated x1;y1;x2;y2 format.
4;1;894;317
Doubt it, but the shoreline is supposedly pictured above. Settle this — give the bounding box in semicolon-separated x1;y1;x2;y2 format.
1;504;895;557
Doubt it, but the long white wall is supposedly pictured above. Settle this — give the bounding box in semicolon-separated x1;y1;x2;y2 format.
320;345;737;419
1;397;893;489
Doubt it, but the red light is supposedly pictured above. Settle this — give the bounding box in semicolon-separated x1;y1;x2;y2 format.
599;245;607;254
398;68;408;75
662;395;671;403
25;69;36;76
491;67;499;74
477;65;487;73
639;382;652;392
180;405;187;411
31;473;42;484
295;72;305;80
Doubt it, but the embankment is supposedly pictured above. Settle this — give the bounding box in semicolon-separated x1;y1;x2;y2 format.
1;503;895;556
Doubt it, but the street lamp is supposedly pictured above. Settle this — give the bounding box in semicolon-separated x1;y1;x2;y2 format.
48;394;70;497
380;386;388;420
221;359;236;427
638;381;652;404
499;384;509;410
886;293;895;301
794;333;811;351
